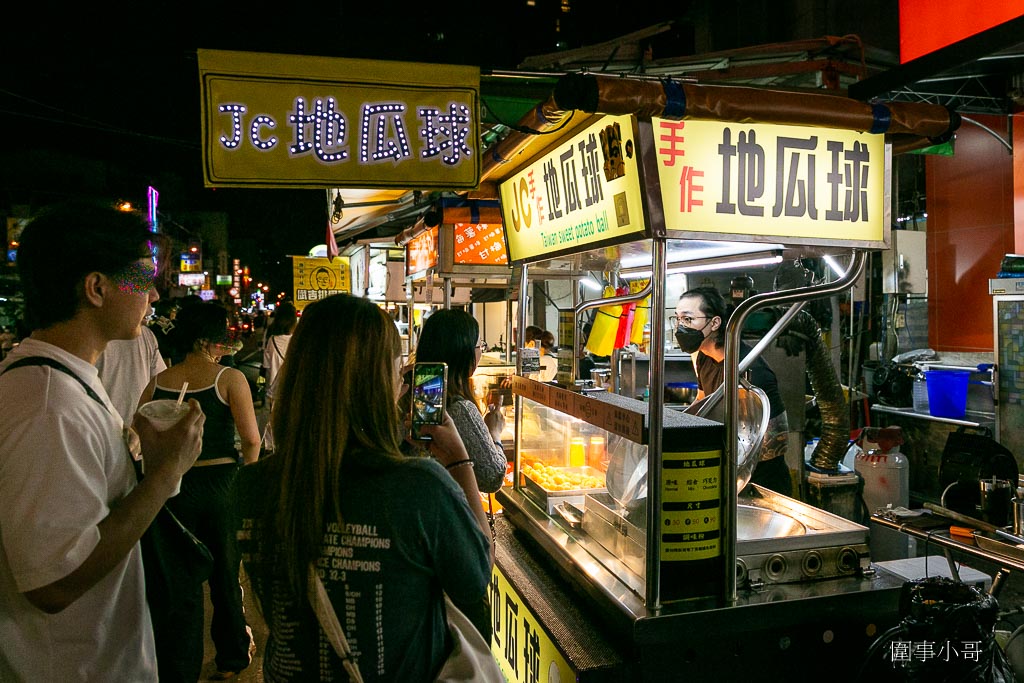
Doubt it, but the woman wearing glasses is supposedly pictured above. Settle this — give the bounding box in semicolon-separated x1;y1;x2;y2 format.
674;286;792;496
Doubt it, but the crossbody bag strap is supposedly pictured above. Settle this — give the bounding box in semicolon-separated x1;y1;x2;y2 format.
308;565;365;683
1;356;109;413
2;355;204;553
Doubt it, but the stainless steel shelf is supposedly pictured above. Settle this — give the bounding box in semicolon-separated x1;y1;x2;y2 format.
870;404;995;429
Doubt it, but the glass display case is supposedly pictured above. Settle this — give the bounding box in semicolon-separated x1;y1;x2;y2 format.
504;376;728;604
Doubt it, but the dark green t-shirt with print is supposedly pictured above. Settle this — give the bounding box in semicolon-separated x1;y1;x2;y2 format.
237;455;491;682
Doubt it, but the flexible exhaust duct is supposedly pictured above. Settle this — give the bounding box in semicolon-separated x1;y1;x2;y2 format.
789;309;850;471
480;96;573;182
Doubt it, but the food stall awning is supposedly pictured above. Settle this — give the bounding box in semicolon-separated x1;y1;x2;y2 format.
327;188;421;244
331;31;965;247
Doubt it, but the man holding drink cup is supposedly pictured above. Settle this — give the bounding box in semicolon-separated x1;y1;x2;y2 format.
0;201;205;681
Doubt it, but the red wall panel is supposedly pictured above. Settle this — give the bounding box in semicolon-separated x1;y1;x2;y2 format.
925;114;1014;352
1016;113;1024;251
899;0;1024;63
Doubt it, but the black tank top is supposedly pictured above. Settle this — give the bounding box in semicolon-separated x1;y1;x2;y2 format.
154;367;237;461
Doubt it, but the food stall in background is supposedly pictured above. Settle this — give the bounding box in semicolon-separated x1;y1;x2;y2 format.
196;49;965;680
396;206;519;465
484;74;960;680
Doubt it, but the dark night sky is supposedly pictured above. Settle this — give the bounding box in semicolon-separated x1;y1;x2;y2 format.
0;2;691;285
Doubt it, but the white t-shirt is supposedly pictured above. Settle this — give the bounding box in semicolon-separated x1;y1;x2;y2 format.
96;326;167;426
262;333;291;401
0;339;157;681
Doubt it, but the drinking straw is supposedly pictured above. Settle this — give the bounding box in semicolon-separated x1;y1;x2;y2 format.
176;382;189;408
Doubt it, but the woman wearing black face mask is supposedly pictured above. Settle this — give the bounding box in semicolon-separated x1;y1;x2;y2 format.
675;286;793;496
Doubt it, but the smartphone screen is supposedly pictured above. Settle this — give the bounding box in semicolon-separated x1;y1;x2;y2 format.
411;362;447;440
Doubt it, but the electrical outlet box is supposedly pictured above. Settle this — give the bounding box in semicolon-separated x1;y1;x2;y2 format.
882;230;928;294
895;313;906;328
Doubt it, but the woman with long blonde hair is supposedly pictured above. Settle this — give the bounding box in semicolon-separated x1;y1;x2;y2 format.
237;294;491;681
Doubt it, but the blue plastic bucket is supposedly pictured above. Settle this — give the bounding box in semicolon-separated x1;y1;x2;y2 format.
925;369;970;419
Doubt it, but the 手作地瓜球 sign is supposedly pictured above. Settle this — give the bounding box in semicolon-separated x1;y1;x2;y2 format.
652;118;886;246
292;256;350;310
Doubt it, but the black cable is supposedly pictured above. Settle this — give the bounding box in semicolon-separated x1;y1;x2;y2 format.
856;622;909;682
480;97;576;136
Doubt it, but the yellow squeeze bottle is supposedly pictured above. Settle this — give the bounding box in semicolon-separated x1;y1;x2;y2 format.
569;437;587;468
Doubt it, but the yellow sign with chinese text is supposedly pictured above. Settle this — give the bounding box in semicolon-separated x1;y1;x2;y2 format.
652;118;885;243
491;565;575;682
291;256;350;311
199;49;480;189
499;114;647;263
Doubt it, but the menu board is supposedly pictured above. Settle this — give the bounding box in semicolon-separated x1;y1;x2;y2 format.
406;226;439;277
452;222;507;265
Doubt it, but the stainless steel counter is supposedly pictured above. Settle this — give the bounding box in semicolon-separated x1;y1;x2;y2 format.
495;489;907;680
870;509;1024;595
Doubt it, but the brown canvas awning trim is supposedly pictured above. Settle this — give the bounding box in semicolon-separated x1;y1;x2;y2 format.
481;73;960;181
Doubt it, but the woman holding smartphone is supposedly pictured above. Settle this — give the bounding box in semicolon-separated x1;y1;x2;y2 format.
236;294;492;681
415;309;508;494
414;309;507;640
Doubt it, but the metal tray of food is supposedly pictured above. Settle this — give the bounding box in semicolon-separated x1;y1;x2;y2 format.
973;530;1024;562
521;464;606;514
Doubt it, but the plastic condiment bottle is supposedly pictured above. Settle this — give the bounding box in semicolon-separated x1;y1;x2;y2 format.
569;437;587;468
588;436;607;471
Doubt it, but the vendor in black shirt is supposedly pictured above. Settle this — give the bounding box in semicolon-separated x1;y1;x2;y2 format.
675;286;792;496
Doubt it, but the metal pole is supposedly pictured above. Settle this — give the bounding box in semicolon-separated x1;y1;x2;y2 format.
645;238;667;609
571;279;580;381
405;277;416;353
721;250;865;602
513;264;529;491
506;294;514;363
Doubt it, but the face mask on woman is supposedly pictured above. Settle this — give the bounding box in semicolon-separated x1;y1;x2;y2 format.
675;321;710;354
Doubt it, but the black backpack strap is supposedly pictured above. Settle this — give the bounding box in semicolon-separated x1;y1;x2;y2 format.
1;356;109;412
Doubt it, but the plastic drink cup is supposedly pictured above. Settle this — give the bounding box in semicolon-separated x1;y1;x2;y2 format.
137;399;191;496
138;399;190;431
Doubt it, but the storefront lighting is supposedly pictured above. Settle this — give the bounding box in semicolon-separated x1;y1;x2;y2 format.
580;276;603;291
823;254;847;277
620;250;784;278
